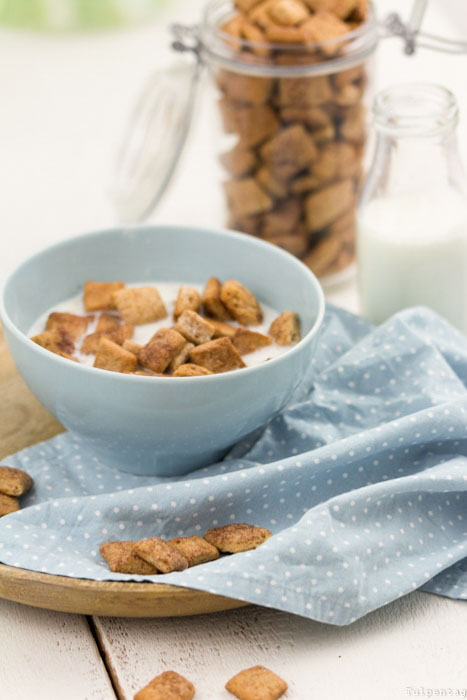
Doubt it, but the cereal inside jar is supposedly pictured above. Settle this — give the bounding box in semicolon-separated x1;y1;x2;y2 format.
199;0;378;283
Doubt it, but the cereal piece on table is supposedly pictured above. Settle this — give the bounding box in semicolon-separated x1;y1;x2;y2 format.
0;466;33;497
83;281;125;311
221;144;258;178
93;337;138;373
173;286;201;321
202;277;232;321
0;493;20;517
122;339;143;356
81;324;134;355
112;287;167;325
31;327;75;356
261;124;318;172
135;537;188;573
99;541;158;575
139;328;187;374
305;178;354;233
220;280;263;326
219;99;279;148
172;363;214;377
175;310;215;346
169;342;195;372
189;337;246;374
134;671;195;700
208;320;237;339
225;665;288;700
269;311;301;345
278;75;333;108
269;0;310;26
45;312;90;342
204;523;272;553
96;313;121;333
233;328;272;355
262;198;302;236
224;178;273;220
169;536;220;567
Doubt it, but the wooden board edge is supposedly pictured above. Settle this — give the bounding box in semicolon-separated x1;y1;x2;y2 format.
0;564;248;617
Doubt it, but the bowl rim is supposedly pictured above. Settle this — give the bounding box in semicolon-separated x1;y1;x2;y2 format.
0;223;325;384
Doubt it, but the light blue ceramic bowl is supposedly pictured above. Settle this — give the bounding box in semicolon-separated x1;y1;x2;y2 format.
0;225;325;476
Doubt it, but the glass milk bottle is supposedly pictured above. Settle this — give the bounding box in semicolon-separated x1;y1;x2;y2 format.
357;83;467;333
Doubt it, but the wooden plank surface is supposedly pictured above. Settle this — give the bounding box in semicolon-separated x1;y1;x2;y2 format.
0;598;115;700
93;593;467;700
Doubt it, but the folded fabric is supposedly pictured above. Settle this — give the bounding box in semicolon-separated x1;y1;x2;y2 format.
0;304;465;625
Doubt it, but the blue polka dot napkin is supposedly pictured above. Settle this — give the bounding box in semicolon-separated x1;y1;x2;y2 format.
0;304;466;625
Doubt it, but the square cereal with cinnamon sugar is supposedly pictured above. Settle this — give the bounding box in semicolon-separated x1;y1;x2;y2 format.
220;280;263;326
204;523;272;553
173;286;201;320
134;671;195;700
112;287;167;325
139;328;187;374
84;281;125;311
202;277;232;321
134;537;188;573
269;312;301;345
0;466;33;497
232;328;272;355
93;337;137;373
31;327;75;357
225;665;288;700
45;312;90;342
175;310;215;345
99;541;158;575
173;364;214;377
169;536;220;567
189;337;245;373
0;493;20;517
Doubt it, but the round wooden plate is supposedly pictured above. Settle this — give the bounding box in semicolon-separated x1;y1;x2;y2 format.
0;329;247;617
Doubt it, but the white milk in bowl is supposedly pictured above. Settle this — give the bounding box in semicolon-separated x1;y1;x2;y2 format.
357;188;467;333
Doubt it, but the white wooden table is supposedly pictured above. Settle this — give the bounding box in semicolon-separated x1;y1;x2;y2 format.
1;1;466;697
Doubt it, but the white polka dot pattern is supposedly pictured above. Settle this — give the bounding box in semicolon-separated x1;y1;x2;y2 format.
0;305;466;625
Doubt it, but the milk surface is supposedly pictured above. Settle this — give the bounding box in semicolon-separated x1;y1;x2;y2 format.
357;189;467;333
29;282;290;368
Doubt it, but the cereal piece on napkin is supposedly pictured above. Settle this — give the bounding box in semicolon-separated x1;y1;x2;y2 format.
112;287;167;325
93;337;138;373
220;281;263;326
139;329;187;374
225;665;288;700
269;312;301;345
169;343;195;373
99;541;158;575
232;328;272;355
172;364;214;377
169;536;220;567
0;493;20;517
0;466;33;497
84;281;125;311
134;670;195;700
189;337;246;373
204;524;272;553
202;277;232;321
31;327;75;356
81;324;134;355
45;312;90;342
173;286;201;321
175;310;215;345
135;538;188;573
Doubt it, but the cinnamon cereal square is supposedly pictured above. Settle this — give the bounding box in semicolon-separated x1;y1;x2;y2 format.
189;337;246;373
139;328;187;374
175;310;215;346
96;313;121;333
269;312;301;345
0;466;33;497
208;320;237;339
81;324;134;355
173;286;202;320
83;281;125;311
122;339;143;356
232;328;272;355
225;665;288;700
134;671;195;700
45;312;90;341
172;364;214;377
169;342;195;372
93;337;138;373
202;277;232;321
204;523;272;553
169;536;220;567
220;280;263;326
112;287;167;325
224;178;273;220
31;327;75;356
99;541;158;575
0;493;20;517
134;538;188;573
